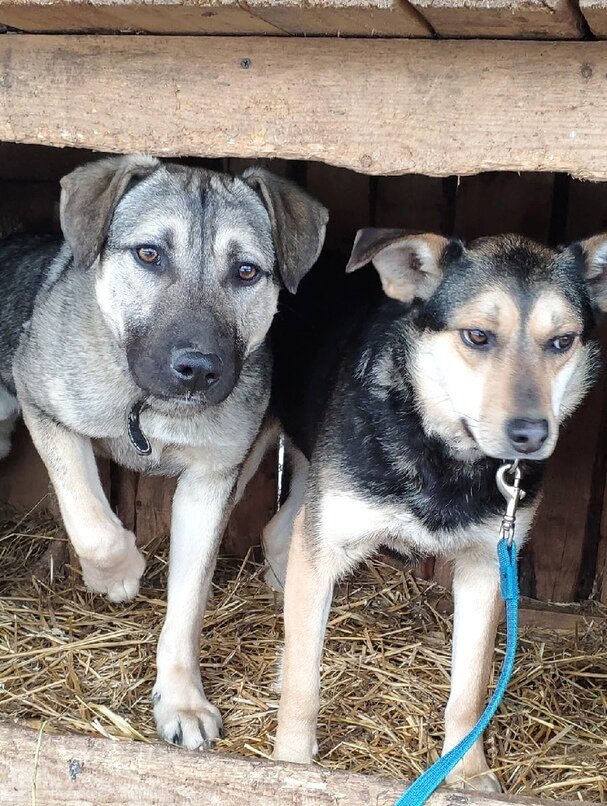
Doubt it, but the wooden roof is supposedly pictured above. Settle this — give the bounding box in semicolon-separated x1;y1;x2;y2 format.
0;0;601;39
1;1;606;179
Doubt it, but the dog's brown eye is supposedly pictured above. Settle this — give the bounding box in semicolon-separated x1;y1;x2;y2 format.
460;329;491;348
551;334;576;353
135;246;160;266
238;263;260;282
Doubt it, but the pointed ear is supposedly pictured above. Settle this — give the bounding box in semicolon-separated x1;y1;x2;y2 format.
242;168;328;293
60;154;161;270
575;234;607;311
346;228;454;302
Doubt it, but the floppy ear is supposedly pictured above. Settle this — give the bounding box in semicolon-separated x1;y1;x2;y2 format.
60;154;161;270
242;168;328;293
576;233;607;311
346;228;452;302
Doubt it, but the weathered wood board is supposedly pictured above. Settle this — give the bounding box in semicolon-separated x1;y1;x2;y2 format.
411;0;584;38
0;722;594;806
0;0;283;34
2;38;607;178
0;0;431;36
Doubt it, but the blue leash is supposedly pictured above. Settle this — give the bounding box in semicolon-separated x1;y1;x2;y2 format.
394;462;524;805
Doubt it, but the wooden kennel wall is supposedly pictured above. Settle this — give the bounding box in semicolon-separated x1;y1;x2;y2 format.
1;9;607;804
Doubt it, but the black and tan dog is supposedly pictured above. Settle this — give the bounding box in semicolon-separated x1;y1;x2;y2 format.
266;230;607;791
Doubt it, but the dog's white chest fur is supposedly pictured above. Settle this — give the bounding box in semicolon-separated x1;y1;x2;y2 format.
317;489;535;570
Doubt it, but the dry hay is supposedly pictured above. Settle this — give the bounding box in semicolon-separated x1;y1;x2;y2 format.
0;506;606;801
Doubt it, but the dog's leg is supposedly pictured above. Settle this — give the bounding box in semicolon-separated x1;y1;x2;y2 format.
273;506;334;763
263;443;309;592
443;550;502;793
0;385;19;460
20;400;145;602
153;466;236;750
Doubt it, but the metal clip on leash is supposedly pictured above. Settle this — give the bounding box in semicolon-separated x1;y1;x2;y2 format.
393;462;524;806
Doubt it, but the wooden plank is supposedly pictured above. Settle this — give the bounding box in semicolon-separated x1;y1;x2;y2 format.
248;0;432;36
580;1;607;37
0;722;592;806
0;0;431;36
306;162;371;256
2;38;607;179
564;179;607;605
112;471;176;548
374;174;456;234
453;172;555;241
410;0;584;39
0;1;283;35
0;422;50;513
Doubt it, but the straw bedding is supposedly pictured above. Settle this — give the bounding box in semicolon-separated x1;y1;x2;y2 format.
0;505;606;801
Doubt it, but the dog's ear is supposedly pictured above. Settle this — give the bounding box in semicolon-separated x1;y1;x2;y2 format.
346;228;452;302
60;155;161;270
242;168;328;293
575;234;607;311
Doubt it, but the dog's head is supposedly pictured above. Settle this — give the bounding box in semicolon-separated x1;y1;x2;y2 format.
347;229;607;461
60;156;327;406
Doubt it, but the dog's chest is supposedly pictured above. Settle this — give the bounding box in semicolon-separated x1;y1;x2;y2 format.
317;488;535;562
98;408;257;476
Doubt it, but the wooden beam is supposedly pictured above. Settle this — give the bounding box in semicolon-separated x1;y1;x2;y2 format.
0;722;593;805
244;0;432;37
0;0;431;37
1;37;607;179
410;0;584;38
0;0;283;35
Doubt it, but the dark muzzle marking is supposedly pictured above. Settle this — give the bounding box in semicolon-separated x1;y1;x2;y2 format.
127;399;152;456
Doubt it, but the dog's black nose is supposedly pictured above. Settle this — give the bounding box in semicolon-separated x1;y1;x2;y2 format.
506;418;549;454
170;349;223;392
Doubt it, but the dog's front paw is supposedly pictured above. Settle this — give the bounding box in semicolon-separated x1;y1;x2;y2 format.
79;532;145;603
153;675;223;750
445;767;501;793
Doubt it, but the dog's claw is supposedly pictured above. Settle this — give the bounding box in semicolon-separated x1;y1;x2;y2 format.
153;679;223;751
